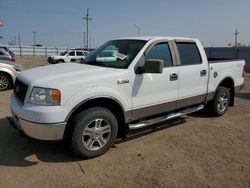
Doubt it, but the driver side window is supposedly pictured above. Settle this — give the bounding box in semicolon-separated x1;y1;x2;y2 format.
145;43;173;67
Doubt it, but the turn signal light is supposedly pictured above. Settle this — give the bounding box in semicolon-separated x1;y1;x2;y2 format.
51;90;61;101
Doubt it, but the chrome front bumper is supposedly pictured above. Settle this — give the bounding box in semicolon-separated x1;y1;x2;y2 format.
9;111;66;141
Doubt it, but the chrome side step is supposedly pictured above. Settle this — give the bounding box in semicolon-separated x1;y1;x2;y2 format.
128;104;204;130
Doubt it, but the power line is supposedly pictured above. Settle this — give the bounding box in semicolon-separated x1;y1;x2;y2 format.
83;9;92;49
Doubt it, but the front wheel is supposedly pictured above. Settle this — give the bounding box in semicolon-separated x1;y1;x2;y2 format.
57;59;64;64
0;73;12;91
71;107;118;158
210;86;230;116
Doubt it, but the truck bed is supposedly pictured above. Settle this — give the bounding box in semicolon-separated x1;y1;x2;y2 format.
208;57;244;63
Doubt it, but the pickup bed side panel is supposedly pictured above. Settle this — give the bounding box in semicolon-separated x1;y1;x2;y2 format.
208;60;245;94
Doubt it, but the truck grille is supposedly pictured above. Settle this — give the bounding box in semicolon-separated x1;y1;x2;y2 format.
14;79;28;104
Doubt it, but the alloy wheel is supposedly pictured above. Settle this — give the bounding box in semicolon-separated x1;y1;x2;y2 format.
82;118;111;151
0;75;9;90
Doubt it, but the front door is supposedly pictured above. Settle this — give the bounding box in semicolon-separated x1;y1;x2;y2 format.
131;41;179;120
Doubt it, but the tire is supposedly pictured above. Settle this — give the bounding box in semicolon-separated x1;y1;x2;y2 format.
57;59;64;64
71;107;118;158
0;73;12;91
210;86;230;116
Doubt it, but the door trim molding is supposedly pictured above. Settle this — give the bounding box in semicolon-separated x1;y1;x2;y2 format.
126;94;206;122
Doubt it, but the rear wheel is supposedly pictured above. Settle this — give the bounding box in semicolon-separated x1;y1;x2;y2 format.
210;86;230;116
71;107;118;158
0;73;12;91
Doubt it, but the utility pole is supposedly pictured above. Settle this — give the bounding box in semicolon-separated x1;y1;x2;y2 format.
32;31;37;46
14;35;16;45
234;29;239;58
83;9;92;49
83;32;86;47
18;32;21;46
133;24;140;36
234;29;239;48
32;31;37;57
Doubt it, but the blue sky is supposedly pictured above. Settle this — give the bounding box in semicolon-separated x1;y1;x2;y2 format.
0;0;249;48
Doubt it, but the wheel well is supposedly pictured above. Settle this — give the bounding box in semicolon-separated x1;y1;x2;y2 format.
0;71;13;85
58;59;64;62
218;77;235;106
64;98;127;139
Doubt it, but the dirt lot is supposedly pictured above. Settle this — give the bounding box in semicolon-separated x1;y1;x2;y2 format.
0;57;249;188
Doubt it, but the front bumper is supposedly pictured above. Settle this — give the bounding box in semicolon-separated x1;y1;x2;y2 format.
9;111;66;141
47;57;57;64
10;94;68;141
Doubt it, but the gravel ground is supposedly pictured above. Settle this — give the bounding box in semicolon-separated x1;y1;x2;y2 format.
0;57;249;188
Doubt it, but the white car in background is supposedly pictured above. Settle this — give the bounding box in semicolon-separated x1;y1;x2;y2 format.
0;59;22;91
47;49;89;64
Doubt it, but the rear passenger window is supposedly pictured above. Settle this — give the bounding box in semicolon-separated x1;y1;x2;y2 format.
176;42;202;65
145;43;173;67
76;51;84;56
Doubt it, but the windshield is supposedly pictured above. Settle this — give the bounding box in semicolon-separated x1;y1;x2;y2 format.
60;51;68;56
80;40;146;69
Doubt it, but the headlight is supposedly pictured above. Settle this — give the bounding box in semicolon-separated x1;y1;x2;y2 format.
29;87;61;106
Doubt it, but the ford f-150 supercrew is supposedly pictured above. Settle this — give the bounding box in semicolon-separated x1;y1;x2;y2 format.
9;37;245;158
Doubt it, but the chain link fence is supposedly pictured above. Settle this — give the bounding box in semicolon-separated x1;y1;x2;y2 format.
7;45;69;57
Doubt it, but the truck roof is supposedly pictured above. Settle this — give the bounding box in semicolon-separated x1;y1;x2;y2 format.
115;36;199;42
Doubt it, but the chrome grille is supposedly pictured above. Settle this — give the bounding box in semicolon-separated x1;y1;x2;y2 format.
14;79;28;103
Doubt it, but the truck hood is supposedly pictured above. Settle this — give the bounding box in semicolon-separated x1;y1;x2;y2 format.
18;63;117;87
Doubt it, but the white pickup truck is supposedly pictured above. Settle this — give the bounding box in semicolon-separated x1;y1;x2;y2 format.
9;37;245;158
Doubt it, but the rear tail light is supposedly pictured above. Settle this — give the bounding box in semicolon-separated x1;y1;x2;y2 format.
9;57;15;62
242;65;245;78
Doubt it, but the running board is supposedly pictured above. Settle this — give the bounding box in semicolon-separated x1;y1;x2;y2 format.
128;104;204;130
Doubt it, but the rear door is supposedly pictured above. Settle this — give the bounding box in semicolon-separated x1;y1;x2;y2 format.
174;41;208;108
131;41;179;120
76;51;84;57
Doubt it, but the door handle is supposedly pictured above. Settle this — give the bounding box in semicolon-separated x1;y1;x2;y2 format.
117;79;129;84
200;70;207;76
170;73;178;81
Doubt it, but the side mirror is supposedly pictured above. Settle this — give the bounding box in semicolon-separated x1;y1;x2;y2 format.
144;59;164;74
